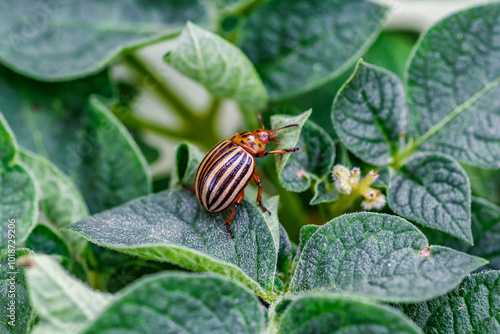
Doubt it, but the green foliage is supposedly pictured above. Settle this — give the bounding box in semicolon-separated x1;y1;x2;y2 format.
66;189;278;302
290;213;485;302
333;61;407;166
0;1;499;333
239;0;389;100
0;0;209;80
400;270;500;333
0;249;33;334
280;293;422;334
406;3;500;169
165;22;268;112
388;153;472;244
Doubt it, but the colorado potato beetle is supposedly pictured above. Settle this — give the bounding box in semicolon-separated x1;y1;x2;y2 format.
194;116;299;237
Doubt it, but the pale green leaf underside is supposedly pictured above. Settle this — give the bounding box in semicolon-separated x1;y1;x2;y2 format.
280;293;422;334
165;22;268;111
291;212;486;302
0;112;16;163
22;255;111;334
401;270;500;334
66;189;277;302
82;272;265;334
389;153;472;244
333;61;407;166
407;3;500;168
0;163;38;248
170;142;205;188
19;149;88;227
0;249;33;334
271;109;312;189
239;0;389;100
0;0;208;80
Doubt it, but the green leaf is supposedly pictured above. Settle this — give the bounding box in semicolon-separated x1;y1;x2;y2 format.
401;270;500;333
276;223;293;281
279;293;422;334
18;150;88;227
0;163;38;247
0;69;149;214
290;212;486;302
0;249;33;334
164;22;268;111
310;179;340;205
25;224;71;260
66;189;278;302
406;3;500;168
0;113;16;164
280;120;335;192
333;61;408;166
82;272;265;334
263;196;280;251
0;0;209;80
78;96;151;213
21;254;112;334
426;197;500;270
170;142;205;188
239;0;389;100
388;153;472;244
270;109;312;188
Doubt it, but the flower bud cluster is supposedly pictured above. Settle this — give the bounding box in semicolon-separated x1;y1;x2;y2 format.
331;165;386;210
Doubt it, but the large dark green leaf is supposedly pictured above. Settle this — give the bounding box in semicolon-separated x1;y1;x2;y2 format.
77;96;151;213
239;0;389;100
333;61;407;166
0;249;33;334
82;272;265;334
25;224;71;261
66;189;278;302
406;3;500;168
290;212;486;302
0;113;38;247
279;293;422;334
0;0;209;80
401;271;500;333
0;68;151;213
388;153;472;244
165;22;268;112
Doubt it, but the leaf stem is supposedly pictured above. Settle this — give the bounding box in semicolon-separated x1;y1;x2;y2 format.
123;53;198;122
328;188;361;217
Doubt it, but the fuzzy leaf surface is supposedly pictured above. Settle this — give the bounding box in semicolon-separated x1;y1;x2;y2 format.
388;153;472;244
291;212;486;302
333;61;407;165
0;0;208;80
67;189;278;302
239;0;389;99
165;22;268;111
407;3;500;168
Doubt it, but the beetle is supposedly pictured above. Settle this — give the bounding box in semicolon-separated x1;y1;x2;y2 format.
194;115;299;237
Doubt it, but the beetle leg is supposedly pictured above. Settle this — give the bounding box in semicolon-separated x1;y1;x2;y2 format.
180;184;195;194
256;147;299;157
252;172;270;215
225;190;245;238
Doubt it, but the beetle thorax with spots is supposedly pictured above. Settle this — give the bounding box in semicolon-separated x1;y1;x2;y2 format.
231;129;274;155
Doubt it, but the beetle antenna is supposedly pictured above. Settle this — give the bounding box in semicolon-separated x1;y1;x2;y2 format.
257;115;265;129
271;124;299;132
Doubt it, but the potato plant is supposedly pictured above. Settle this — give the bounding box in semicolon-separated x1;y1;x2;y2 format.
1;1;500;333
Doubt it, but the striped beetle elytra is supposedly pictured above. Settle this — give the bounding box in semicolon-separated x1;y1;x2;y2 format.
193;115;299;237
